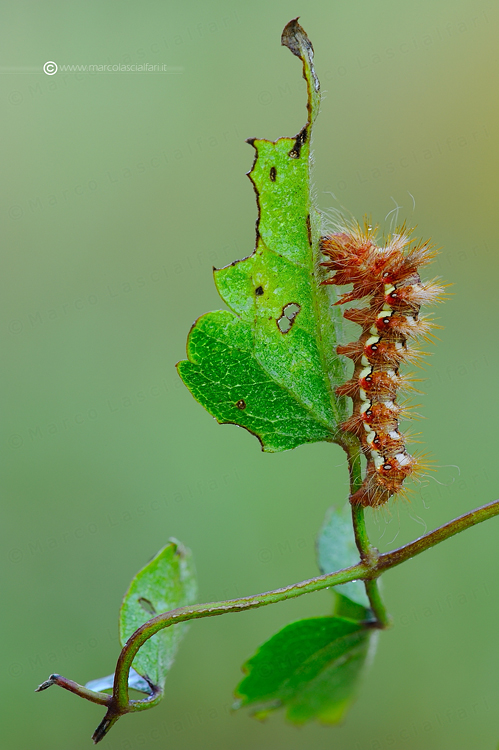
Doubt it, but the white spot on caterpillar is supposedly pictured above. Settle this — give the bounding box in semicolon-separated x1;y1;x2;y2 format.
360;401;371;414
395;453;412;467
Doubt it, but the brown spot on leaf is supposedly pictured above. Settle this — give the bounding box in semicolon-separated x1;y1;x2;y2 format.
236;400;246;410
255;286;264;296
306;214;312;245
288;127;308;158
269;166;277;182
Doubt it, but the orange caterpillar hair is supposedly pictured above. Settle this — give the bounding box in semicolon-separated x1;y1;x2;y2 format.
322;220;444;507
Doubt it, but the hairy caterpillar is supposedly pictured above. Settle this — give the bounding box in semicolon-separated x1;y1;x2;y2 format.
321;220;444;507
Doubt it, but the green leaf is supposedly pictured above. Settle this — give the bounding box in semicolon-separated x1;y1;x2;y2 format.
177;19;348;452
317;504;370;608
235;616;372;724
333;593;370;622
118;539;197;690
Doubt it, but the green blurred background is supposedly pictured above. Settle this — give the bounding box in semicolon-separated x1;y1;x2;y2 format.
2;1;498;748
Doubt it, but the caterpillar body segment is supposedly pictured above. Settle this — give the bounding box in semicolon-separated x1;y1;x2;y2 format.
322;221;443;507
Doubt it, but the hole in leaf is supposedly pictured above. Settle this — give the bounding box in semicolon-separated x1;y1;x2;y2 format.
138;597;157;616
277;302;301;334
255;286;264;296
269;166;276;182
277;317;292;333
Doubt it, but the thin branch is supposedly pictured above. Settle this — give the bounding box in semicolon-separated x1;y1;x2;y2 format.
38;497;499;732
111;558;367;712
111;497;499;711
351;505;373;561
364;579;391;628
377;498;499;570
92;714;120;744
343;432;387;625
342;434;376;562
342;434;375;562
35;674;112;707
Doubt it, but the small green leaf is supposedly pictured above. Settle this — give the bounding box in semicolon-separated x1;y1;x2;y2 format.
333;593;370;622
235;616;372;724
119;539;197;690
317;504;370;608
177;19;348;452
